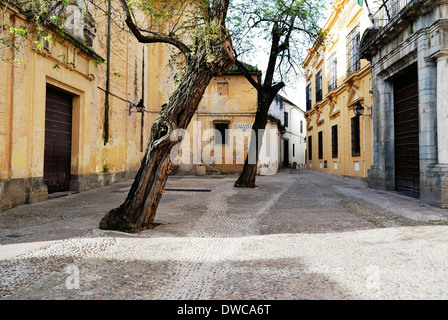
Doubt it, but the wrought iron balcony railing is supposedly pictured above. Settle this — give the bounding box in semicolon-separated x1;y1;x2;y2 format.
370;0;416;28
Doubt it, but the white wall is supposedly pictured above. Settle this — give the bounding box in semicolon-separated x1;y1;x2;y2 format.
269;95;307;168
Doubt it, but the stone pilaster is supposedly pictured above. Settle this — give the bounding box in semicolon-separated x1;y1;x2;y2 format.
436;51;448;164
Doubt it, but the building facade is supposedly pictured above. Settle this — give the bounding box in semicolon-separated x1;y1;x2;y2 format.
0;2;166;210
173;64;262;175
269;95;307;169
361;0;448;208
303;0;373;178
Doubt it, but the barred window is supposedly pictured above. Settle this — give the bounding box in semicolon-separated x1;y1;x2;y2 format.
346;26;361;76
331;125;338;158
351;117;361;156
315;70;322;103
318;131;323;160
308;136;313;160
327;52;337;92
306;83;312;111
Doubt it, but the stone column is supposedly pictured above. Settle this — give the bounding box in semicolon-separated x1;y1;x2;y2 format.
367;68;395;191
436;51;448;164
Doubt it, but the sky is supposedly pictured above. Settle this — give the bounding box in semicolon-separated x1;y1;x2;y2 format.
267;2;333;109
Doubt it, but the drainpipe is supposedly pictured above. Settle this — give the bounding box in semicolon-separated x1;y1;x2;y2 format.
104;0;112;145
140;45;145;152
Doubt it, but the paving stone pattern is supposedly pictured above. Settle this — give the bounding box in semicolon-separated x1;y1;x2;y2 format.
1;170;448;300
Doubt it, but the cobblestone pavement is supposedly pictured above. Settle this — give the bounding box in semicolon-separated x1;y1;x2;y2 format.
1;169;448;300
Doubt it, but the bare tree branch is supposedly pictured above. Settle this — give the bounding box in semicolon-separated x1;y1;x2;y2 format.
118;0;191;56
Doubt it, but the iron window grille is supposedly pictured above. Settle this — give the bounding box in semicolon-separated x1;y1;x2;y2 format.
346;26;361;77
327;52;337;92
315;70;323;103
306;83;312;111
351;117;361;156
318;131;323;160
308;136;313;160
331;125;338;158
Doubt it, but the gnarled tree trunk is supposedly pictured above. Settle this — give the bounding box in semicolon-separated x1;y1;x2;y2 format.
99;3;234;233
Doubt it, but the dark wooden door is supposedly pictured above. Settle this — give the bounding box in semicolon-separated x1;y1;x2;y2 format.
394;65;420;196
44;86;73;193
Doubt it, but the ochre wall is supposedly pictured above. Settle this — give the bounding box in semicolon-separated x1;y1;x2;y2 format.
0;4;174;209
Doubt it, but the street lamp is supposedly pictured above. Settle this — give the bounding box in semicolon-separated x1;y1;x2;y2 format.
353;100;372;118
129;99;145;115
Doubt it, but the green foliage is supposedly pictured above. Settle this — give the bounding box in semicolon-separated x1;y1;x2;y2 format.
228;0;325;84
0;0;94;62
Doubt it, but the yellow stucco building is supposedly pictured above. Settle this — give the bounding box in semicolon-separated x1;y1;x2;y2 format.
0;2;158;210
303;0;373;179
0;2;266;209
174;64;261;175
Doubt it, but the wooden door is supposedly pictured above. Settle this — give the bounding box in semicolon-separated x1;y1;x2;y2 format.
394;65;420;196
44;86;73;193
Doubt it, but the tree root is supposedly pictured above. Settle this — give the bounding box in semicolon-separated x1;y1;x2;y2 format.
99;207;136;233
99;207;162;233
234;180;256;188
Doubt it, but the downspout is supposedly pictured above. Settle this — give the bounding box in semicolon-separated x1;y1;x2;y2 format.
140;45;145;152
104;0;112;145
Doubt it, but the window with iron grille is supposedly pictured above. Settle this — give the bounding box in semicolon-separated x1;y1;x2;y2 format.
306;83;312;111
308;136;312;160
318;131;323;160
315;70;322;103
346;26;361;76
327;52;337;92
331;124;338;158
351;117;361;156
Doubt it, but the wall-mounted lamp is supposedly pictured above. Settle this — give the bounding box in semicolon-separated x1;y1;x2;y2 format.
129;99;146;115
280;125;287;135
353;100;372;118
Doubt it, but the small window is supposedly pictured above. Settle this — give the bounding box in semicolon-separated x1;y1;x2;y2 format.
284;112;289;127
332;125;338;158
217;82;229;96
215;123;229;144
300;120;303;134
351;117;361;156
318;131;323;160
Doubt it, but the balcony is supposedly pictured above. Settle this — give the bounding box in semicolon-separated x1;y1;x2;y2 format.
360;0;425;60
370;0;418;29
